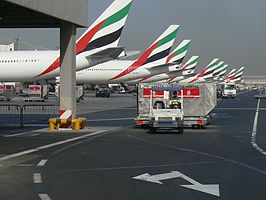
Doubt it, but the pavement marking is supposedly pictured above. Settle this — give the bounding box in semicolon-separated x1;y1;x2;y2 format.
33;173;42;183
251;99;266;156
78;107;135;115
0;130;107;162
17;164;34;167
4;131;37;137
133;170;220;197
51;161;219;173
127;133;266;176
215;107;266;110
38;194;51;200
37;159;48;167
87;117;134;122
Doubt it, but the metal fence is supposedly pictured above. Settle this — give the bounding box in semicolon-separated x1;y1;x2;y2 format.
0;104;59;127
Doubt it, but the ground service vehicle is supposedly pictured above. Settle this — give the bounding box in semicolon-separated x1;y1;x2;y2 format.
178;83;217;127
0;83;16;101
95;88;111;98
136;83;217;128
136;84;184;133
55;85;85;102
222;84;236;98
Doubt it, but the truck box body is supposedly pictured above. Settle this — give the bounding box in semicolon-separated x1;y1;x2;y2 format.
55;85;85;102
136;83;217;127
0;83;16;101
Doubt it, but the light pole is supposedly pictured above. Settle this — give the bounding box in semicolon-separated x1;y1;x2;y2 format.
14;37;21;50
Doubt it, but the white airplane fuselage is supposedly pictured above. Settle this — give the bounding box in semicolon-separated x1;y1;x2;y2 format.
0;49;105;82
75;59;172;84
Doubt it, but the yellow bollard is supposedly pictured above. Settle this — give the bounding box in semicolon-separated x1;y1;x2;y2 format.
49;118;56;130
73;119;81;130
48;117;86;131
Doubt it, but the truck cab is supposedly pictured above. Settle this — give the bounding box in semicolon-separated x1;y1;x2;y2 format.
148;87;184;133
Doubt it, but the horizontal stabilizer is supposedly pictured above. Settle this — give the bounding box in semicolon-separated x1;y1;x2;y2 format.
86;47;124;66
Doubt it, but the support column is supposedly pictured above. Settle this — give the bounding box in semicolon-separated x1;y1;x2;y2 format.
60;22;77;119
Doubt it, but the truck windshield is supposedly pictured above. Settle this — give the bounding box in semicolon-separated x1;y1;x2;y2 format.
225;85;236;90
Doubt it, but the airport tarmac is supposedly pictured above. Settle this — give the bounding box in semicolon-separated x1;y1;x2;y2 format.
0;91;266;200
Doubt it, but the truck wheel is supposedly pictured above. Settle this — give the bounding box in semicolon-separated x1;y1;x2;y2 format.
148;127;156;133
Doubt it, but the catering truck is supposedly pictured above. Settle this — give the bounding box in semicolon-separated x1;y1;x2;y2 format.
178;83;217;127
23;85;49;101
0;83;16;101
136;83;217;128
221;83;236;98
55;84;85;102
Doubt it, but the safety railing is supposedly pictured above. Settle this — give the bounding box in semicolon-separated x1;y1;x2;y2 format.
0;104;59;127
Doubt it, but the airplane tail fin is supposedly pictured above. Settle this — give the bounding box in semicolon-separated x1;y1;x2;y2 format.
217;64;228;78
76;0;132;54
226;67;245;83
223;68;236;80
187;58;219;83
181;56;199;70
199;58;220;78
165;39;191;64
212;61;224;77
110;25;180;80
141;25;180;66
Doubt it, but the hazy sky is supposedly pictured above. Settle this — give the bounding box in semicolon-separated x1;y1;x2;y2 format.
0;0;265;75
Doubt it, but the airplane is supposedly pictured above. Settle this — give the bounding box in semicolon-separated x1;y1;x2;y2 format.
221;68;236;81
74;25;180;84
179;58;220;83
215;64;228;80
212;61;225;78
0;0;132;82
125;39;192;84
224;67;245;83
165;55;199;83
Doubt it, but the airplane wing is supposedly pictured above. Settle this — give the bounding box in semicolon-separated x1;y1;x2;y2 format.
118;50;141;59
85;47;125;66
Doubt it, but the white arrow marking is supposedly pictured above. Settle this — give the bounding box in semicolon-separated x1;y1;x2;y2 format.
133;171;220;197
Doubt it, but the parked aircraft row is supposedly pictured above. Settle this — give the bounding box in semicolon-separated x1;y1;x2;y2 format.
0;0;245;86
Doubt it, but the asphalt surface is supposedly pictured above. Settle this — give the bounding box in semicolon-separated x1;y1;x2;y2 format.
0;91;266;200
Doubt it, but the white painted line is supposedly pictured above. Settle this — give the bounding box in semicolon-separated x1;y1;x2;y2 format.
4;131;33;137
251;99;266;155
38;194;52;200
17;164;34;167
0;130;107;162
87;117;134;122
133;171;220;197
33;173;42;183
37;159;48;167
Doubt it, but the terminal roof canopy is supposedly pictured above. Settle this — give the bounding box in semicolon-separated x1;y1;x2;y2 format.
0;0;88;28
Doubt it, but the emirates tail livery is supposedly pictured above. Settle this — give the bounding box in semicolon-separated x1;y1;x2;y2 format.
215;64;228;80
224;67;245;83
0;0;132;82
75;25;180;84
126;39;192;84
166;55;199;83
221;68;236;81
179;58;220;83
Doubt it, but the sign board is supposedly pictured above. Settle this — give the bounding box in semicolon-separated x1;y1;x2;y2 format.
143;88;200;99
